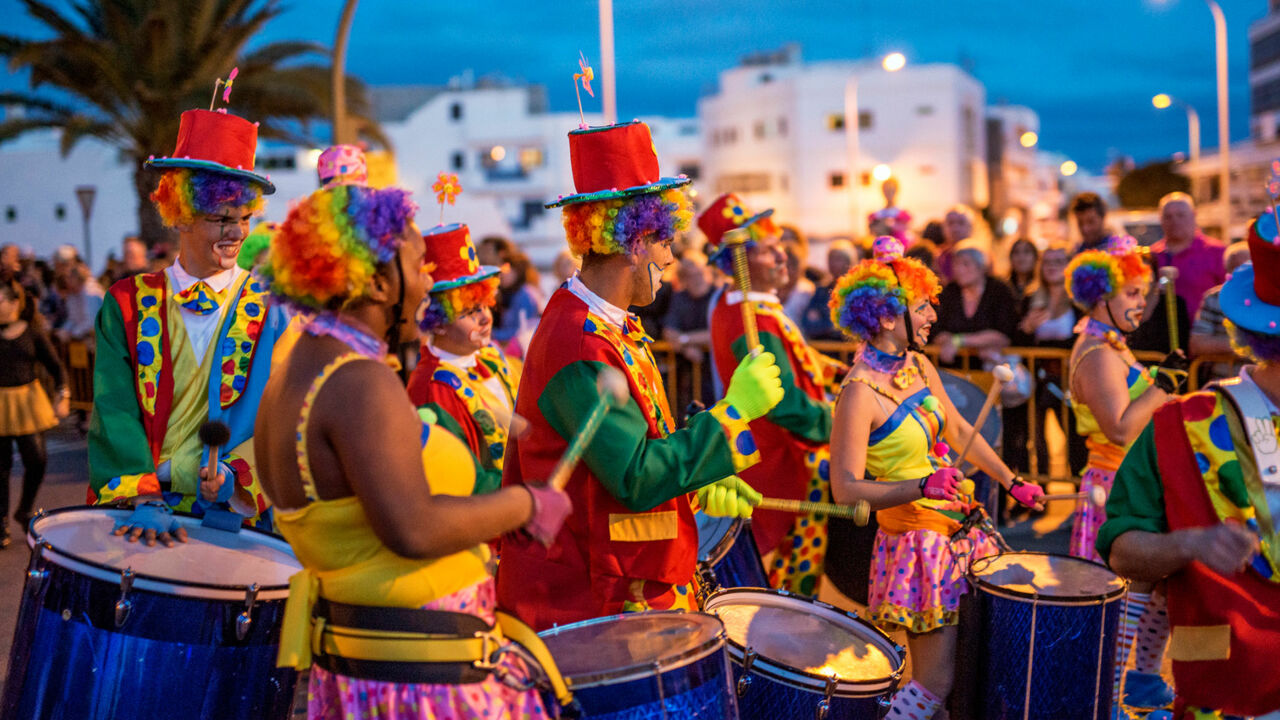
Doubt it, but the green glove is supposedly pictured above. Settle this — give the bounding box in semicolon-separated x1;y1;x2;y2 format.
723;351;784;421
697;476;764;518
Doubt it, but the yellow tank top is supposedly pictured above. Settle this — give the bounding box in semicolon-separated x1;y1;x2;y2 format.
1070;343;1153;471
274;353;490;609
846;367;959;536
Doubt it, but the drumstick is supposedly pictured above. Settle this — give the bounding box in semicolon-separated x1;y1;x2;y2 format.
953;364;1014;471
757;497;871;526
548;367;630;491
198;421;231;488
1041;485;1107;507
724;227;761;357
1159;266;1180;352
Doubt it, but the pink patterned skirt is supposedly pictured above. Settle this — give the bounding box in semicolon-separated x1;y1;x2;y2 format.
867;526;999;634
1069;466;1114;564
307;579;549;720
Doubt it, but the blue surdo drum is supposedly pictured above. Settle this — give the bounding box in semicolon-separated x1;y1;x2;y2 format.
1;507;301;720
967;551;1126;720
703;588;905;720
695;511;768;596
538;611;737;719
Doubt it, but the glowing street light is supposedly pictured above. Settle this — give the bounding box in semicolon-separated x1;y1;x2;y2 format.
872;164;892;182
1019;131;1038;148
489;145;507;162
882;52;906;72
1152;93;1172;110
1151;93;1200;164
1060;160;1078;177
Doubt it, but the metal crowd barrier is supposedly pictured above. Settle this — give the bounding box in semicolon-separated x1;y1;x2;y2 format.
649;340;1239;485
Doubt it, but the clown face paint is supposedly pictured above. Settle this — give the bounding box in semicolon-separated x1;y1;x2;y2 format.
1108;279;1148;333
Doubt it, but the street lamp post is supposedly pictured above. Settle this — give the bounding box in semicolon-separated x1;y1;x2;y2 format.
1206;0;1229;231
1153;94;1200;163
331;0;360;147
598;0;617;125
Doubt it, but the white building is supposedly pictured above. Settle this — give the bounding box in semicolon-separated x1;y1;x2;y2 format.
986;104;1064;243
0;77;701;267
697;47;990;242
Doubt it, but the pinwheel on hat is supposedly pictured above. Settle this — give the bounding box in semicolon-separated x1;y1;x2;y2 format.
419;174;500;331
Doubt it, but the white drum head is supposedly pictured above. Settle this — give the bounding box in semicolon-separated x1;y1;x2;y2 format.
970;552;1125;603
30;507;300;600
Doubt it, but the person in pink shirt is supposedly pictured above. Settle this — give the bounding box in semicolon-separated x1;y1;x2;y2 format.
1150;191;1225;321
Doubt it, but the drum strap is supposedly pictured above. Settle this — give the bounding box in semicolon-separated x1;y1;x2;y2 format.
308;599;573;705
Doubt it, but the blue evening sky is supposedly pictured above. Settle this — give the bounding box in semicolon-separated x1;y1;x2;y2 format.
0;0;1265;172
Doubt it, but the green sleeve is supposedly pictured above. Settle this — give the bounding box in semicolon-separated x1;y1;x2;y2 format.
87;293;157;499
1096;419;1169;564
732;330;832;443
420;401;501;495
539;360;754;512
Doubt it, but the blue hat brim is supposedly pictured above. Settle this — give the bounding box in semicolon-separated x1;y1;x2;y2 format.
147;157;276;195
706;208;775;263
430;265;500;292
545;176;691;209
1220;262;1280;334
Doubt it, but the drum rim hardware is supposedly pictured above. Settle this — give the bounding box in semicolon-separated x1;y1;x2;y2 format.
704;587;906;697
235;583;260;641
969;551;1128;606
28;505;295;600
538;610;727;690
24;509;50;595
114;568;135;628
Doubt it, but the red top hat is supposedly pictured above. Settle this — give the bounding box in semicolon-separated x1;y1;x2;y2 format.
697;193;776;260
423;224;499;292
147;109;275;194
545;120;689;208
1221;213;1280;334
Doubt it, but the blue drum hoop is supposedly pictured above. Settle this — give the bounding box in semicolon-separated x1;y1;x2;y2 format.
704;588;905;698
538;611;727;689
968;551;1127;607
696;514;742;567
26;506;296;601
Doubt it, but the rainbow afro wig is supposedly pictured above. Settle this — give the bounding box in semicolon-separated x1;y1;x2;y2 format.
418;276;500;332
829;237;941;341
1065;235;1151;310
561;188;692;256
262;184;418;311
150;168;265;227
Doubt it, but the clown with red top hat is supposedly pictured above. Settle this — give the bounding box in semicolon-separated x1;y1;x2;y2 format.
495;114;785;631
89;93;291;542
1099;208;1280;719
702;193;843;598
407;219;518;496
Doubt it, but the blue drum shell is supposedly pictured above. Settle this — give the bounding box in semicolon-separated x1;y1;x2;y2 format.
2;559;297;720
696;514;769;591
566;644;737;720
731;663;886;720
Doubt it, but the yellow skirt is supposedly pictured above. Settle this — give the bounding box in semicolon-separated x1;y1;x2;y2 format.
0;381;57;437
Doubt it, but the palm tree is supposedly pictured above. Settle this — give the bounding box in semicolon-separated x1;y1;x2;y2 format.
0;0;386;243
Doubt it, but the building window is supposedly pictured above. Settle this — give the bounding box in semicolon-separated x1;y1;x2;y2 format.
452;151;465;170
916;105;934;116
858;111;874;130
678;123;699;136
5;206;15;222
829;172;845;188
519;146;544;170
55;204;67;220
760;72;774;84
860;172;873;186
826;114;845;131
715;173;771;194
261;155;295;170
450;102;463;121
778;117;788;137
724;128;738;144
514;200;544;230
754;121;766;140
677;163;701;180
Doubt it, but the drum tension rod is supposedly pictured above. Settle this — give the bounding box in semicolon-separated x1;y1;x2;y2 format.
736;648;757;698
25;509;50;595
236;583;260;641
115;568;135;628
816;675;838;720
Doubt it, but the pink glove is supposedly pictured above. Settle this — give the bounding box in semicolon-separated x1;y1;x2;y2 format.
523;484;572;546
919;467;963;501
1009;478;1045;509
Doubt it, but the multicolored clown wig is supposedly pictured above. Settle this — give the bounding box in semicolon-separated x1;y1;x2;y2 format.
262;184;418;310
150;168;265;227
829;236;941;341
237;222;277;272
418;276;500;333
1064;235;1151;310
561;188;693;256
